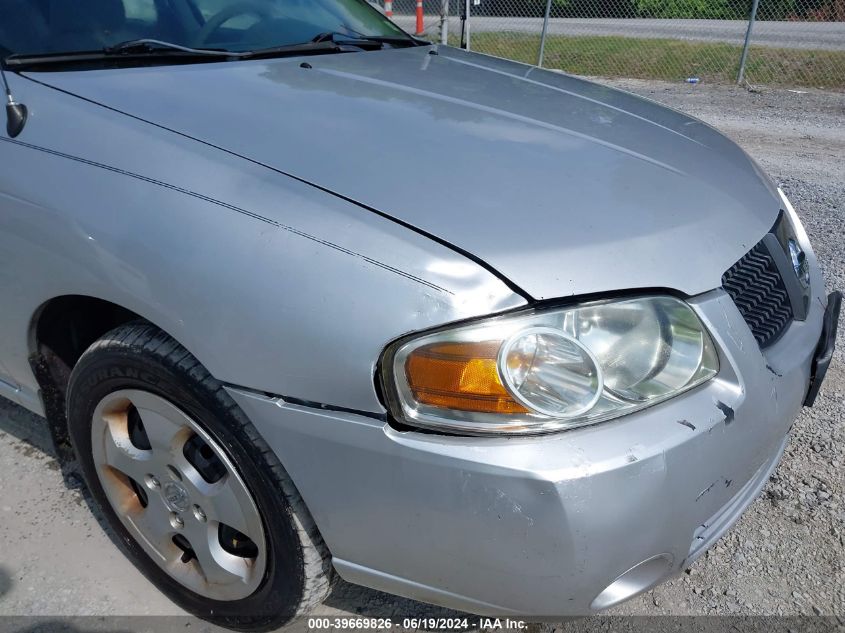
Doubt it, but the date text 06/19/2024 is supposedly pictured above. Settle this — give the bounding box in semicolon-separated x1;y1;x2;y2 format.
306;618;528;630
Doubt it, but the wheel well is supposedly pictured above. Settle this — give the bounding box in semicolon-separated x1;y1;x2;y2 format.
30;296;142;453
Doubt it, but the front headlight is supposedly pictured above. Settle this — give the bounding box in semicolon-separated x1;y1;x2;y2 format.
381;295;719;435
776;188;811;292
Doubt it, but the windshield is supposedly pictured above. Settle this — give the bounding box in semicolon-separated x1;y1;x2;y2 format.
0;0;411;59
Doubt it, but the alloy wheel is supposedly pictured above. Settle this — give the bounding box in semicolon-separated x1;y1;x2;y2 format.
90;389;267;600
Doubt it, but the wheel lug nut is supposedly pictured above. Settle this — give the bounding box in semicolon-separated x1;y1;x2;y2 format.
170;513;184;530
193;505;207;523
145;474;161;489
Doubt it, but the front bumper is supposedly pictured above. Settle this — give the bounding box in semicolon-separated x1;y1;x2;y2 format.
226;287;828;616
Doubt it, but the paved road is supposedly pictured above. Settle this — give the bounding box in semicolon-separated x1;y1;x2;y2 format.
393;17;845;50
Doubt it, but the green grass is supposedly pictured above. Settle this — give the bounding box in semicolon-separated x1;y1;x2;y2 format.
454;33;845;89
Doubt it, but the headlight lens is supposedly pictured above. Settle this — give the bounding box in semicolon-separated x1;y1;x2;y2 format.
500;328;603;417
775;189;812;292
382;295;719;435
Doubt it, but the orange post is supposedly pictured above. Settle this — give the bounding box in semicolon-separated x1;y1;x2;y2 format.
415;0;424;34
384;0;393;16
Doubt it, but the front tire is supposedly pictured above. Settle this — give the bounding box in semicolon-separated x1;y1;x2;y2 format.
66;322;332;631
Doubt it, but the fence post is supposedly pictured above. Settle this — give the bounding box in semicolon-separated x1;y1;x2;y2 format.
537;0;553;67
737;0;760;84
439;0;449;44
463;0;471;49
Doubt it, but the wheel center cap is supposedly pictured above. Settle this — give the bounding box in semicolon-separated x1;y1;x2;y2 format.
162;481;190;512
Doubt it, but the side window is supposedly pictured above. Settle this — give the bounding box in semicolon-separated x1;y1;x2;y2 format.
122;0;158;25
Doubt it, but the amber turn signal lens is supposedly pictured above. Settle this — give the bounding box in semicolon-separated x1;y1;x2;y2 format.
404;341;529;414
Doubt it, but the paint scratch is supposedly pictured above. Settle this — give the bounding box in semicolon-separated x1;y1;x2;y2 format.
715;401;735;425
766;364;783;378
696;481;716;502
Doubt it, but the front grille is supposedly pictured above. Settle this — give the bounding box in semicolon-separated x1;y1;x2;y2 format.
722;241;794;348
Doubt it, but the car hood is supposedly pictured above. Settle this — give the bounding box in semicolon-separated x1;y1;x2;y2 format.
32;46;781;300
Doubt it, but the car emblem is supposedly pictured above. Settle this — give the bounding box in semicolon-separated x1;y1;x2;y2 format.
787;238;810;289
162;481;191;513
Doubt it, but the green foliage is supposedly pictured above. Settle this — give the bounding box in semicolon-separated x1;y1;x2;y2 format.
551;0;637;17
468;32;845;89
756;0;797;19
468;0;843;20
477;0;570;18
633;0;747;19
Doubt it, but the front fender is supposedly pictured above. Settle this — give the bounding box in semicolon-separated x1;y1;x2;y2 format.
0;74;525;413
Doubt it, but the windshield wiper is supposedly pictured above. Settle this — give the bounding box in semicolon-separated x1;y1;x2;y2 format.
5;39;243;69
5;31;422;70
103;39;243;57
310;32;385;50
239;40;351;60
311;30;422;48
108;38;358;60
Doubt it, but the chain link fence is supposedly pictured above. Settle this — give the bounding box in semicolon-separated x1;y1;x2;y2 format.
389;0;845;89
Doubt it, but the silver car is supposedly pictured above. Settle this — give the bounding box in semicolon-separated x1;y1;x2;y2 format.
0;0;840;629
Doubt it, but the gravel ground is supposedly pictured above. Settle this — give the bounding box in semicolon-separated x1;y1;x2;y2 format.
0;78;843;627
592;78;845;618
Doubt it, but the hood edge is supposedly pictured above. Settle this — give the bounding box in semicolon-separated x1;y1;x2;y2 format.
23;71;536;304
